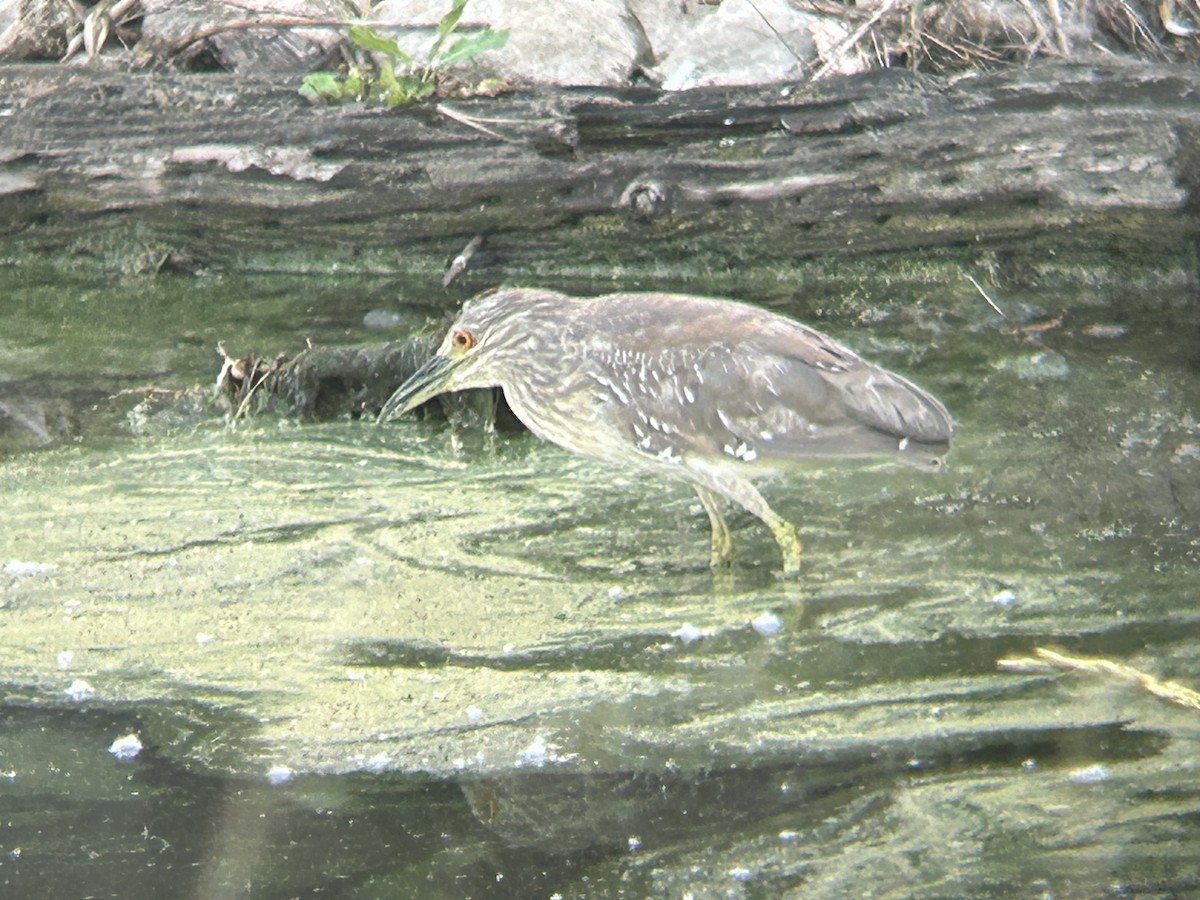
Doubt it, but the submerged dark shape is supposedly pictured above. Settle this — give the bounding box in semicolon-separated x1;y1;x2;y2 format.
379;288;953;574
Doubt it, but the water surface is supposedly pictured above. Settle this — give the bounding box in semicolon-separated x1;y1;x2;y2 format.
2;246;1199;897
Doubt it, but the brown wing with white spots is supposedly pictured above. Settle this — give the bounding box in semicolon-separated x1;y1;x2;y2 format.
567;293;952;473
751;314;953;446
549;294;950;480
686;334;952;471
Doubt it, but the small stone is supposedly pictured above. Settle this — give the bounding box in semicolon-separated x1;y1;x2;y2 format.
996;350;1070;381
363;309;403;329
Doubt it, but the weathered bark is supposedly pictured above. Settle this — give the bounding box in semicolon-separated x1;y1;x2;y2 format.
215;337;514;429
2;60;1198;282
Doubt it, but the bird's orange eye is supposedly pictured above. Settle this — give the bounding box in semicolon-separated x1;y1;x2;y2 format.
451;329;475;351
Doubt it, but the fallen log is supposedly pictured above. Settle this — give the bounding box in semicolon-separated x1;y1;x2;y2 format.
2;60;1197;285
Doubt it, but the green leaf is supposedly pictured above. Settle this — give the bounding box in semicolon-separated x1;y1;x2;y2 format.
301;2;501;108
438;0;469;39
437;27;508;68
348;25;413;66
428;0;469;63
298;71;345;102
344;64;367;100
374;73;432;108
376;63;411;104
382;74;434;108
376;57;398;92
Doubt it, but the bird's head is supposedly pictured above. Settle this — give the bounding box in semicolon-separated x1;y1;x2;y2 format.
377;288;566;422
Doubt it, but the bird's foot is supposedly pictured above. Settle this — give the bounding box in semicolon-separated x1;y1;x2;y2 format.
709;544;735;570
773;521;803;578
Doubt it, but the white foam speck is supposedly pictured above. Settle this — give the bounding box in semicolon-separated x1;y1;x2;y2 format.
366;753;390;774
751;612;782;636
1068;764;1110;784
266;765;294;785
991;589;1017;607
518;736;547;767
5;560;56;577
109;734;143;761
64;679;94;701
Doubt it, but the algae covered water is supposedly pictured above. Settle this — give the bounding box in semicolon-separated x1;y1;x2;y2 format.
2;239;1199;897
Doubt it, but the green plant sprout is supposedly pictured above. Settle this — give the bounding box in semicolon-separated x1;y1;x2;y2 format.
300;0;508;107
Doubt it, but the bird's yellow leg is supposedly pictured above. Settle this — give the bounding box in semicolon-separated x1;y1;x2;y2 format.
687;462;802;576
694;486;735;568
766;515;803;577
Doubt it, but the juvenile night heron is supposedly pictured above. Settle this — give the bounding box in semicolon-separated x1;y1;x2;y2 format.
379;288;953;575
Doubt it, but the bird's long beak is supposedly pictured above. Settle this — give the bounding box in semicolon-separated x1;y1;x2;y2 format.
377;353;459;423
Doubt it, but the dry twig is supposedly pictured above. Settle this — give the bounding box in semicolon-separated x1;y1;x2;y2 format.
435;103;519;141
216;342;284;422
966;273;1008;320
813;0;905;80
442;234;485;287
998;647;1200;713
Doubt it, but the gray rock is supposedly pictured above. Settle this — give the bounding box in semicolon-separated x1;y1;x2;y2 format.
0;0;74;60
371;0;651;87
650;0;861;88
369;0;862;88
140;0;345;74
624;0;693;67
